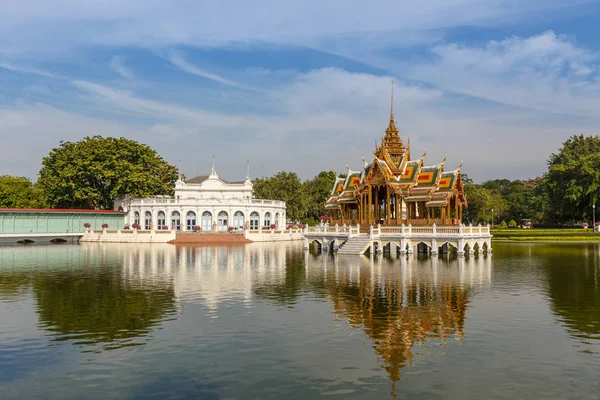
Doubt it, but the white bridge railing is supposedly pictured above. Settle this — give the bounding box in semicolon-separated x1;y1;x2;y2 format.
304;223;491;237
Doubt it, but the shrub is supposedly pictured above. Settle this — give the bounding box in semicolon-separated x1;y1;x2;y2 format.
83;222;91;228
162;225;169;230
508;219;517;227
193;225;201;232
228;226;234;232
101;223;109;229
286;224;293;230
262;226;270;230
500;220;507;228
297;223;306;229
124;225;130;230
270;224;276;229
319;216;331;222
132;223;141;230
302;217;318;226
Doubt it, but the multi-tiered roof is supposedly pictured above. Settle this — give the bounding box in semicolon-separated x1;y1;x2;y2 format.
325;88;467;212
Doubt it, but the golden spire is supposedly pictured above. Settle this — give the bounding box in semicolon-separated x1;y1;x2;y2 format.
385;80;399;137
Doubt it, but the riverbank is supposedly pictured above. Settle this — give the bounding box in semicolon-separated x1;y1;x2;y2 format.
491;228;600;241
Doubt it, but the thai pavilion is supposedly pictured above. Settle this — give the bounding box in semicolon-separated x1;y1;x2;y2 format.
325;92;467;226
114;163;286;232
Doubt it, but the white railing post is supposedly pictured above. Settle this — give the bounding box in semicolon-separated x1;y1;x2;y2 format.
459;223;463;235
469;223;473;235
335;224;339;233
408;223;412;235
401;223;405;235
432;223;437;235
369;225;374;239
377;223;381;236
478;223;482;234
356;224;360;235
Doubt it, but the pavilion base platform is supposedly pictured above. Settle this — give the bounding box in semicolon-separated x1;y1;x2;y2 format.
302;223;492;256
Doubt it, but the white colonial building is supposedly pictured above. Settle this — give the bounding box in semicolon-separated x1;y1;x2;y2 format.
114;166;286;232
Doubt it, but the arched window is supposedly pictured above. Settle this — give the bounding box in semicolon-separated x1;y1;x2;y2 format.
186;211;196;231
144;211;152;230
218;211;229;232
264;212;271;227
134;211;140;226
233;211;245;229
275;212;280;229
157;211;166;229
250;212;259;230
202;211;212;231
171;211;181;231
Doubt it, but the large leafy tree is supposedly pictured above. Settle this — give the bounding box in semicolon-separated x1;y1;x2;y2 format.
38;136;178;209
545;134;600;222
253;171;307;222
0;175;45;208
303;171;337;221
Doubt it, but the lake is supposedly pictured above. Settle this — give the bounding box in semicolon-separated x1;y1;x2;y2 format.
1;242;599;399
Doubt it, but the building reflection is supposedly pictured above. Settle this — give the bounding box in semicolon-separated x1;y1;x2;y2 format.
118;243;290;309
118;243;491;386
305;252;492;387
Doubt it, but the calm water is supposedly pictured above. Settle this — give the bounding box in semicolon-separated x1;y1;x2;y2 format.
0;242;599;399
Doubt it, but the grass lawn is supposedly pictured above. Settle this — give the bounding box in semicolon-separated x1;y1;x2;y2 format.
491;228;600;241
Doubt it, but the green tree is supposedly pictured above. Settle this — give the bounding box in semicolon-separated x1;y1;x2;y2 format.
304;171;337;220
0;175;45;208
38;136;178;209
545;134;600;222
253;171;307;222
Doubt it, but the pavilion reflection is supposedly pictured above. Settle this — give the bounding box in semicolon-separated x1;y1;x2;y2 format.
305;252;492;385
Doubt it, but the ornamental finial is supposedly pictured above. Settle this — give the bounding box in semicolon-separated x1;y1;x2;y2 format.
246;160;250;181
391;80;394;119
211;156;216;175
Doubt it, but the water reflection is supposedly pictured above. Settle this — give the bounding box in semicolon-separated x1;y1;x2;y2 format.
116;243;492;382
493;243;600;344
305;252;491;387
0;245;177;351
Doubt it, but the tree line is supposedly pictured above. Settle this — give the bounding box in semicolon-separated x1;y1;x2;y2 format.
2;134;599;226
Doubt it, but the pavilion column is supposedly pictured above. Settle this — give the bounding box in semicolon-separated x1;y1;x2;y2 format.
454;195;458;225
386;189;391;225
374;187;379;223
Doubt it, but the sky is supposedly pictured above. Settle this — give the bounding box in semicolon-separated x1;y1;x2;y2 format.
1;0;600;183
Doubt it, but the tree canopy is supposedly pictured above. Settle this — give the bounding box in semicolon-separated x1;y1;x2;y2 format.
545;134;600;222
253;171;307;222
37;136;178;209
253;170;338;223
0;175;45;208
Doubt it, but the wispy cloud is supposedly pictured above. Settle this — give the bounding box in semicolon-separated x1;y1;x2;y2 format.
167;51;254;90
0;62;62;79
109;56;133;79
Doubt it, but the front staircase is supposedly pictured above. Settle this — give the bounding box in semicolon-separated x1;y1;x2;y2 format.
337;236;372;255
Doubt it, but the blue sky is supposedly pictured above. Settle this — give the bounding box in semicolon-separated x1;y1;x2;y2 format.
1;0;600;182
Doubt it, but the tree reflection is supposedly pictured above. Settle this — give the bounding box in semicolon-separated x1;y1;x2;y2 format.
32;266;177;349
253;249;307;305
541;244;600;339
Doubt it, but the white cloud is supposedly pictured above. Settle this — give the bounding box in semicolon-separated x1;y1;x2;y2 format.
109;56;133;79
0;1;593;58
3;67;597;183
403;31;600;117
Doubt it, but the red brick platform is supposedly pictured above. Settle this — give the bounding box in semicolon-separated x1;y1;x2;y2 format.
169;232;251;245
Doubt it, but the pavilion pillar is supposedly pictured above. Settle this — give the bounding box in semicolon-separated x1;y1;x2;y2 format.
374;187;379;223
386;189;391;225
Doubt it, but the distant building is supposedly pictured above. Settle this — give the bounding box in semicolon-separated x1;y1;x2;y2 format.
114;165;286;232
